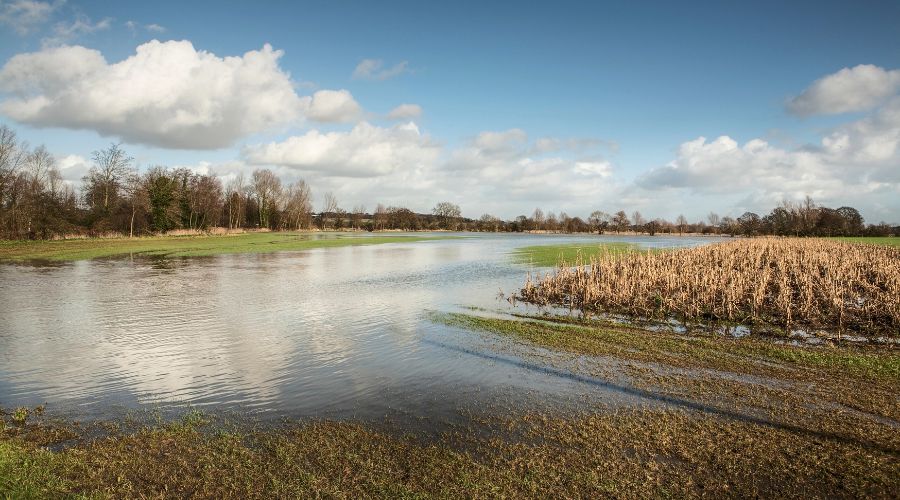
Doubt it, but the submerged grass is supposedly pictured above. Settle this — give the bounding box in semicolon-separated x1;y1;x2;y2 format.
512;241;644;267
432;312;900;383
0;232;451;262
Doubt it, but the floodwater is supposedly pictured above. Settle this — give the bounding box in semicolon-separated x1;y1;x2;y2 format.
0;233;717;424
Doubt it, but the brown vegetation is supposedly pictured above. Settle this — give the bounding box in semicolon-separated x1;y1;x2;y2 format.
517;238;900;336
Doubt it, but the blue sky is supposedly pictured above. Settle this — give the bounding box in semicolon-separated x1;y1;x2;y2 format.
1;0;899;221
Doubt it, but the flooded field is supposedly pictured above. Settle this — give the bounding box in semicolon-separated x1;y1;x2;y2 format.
0;233;715;423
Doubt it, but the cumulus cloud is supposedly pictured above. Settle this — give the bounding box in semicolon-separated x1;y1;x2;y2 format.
305;89;363;123
0;40;310;149
386;103;422;120
0;0;59;35
787;64;900;116
352;59;411;80
636;65;900;219
441;129;621;214
638;136;830;194
242;121;440;177
637;101;900;212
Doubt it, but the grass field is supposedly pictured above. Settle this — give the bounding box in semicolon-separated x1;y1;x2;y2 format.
512;242;644;266
835;236;900;246
0;232;451;262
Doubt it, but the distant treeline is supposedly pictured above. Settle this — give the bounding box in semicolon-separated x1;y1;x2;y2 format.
0;127;897;240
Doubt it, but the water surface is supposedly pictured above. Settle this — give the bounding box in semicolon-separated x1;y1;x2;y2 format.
0;233;717;423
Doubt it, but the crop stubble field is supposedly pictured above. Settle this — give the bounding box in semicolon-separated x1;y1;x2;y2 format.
518;238;900;337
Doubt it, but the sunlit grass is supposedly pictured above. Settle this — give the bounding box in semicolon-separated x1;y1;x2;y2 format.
431;312;900;383
2;404;898;498
835;236;900;246
0;232;453;262
512;242;644;267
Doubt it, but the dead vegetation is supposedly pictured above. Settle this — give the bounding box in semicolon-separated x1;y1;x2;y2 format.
517;238;900;337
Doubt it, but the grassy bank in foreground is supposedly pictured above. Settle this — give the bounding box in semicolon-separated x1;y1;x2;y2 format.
0;233;451;262
512;242;644;266
2;405;898;498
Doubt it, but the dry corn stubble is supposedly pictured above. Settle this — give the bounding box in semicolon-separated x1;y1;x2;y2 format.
518;238;900;336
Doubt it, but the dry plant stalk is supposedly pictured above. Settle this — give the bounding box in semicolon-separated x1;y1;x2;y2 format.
518;238;900;336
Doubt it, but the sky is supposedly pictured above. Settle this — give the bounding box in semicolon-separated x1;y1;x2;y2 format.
1;0;899;223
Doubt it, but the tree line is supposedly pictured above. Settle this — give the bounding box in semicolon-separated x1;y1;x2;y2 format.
0;126;896;240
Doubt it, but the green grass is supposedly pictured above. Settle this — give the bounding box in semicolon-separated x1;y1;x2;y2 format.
431;312;900;383
0;232;452;262
512;242;645;266
2;406;898;498
835;236;900;246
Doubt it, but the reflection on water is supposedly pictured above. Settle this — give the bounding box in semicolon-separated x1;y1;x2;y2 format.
0;234;716;422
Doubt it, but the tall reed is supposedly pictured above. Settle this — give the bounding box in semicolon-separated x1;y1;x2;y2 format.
517;238;900;336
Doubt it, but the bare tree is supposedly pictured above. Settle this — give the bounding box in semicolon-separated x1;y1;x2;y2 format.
676;214;688;235
225;173;246;229
707;212;721;234
373;203;387;231
86;143;133;213
251;169;282;229
320;191;339;230
588;210;610;234
351;204;366;230
22;146;55;237
542;211;556;232
284;180;313;230
123;170;146;238
0;126;25;231
531;207;545;231
631;211;645;232
190;174;223;230
611;211;629;234
432;201;461;230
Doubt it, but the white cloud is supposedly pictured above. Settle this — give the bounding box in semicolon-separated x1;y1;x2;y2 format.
787;64;900;116
0;40;309;149
574;160;612;177
41;12;111;47
56;153;89;183
125;20;166;35
638;136;831;195
305;89;362;123
242;121;440;177
441;129;620;215
637;99;900;216
386;103;422;120
637;64;900;220
820;96;900;168
0;0;60;35
352;59;411;81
